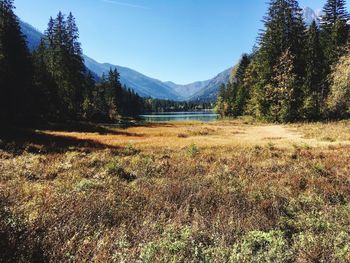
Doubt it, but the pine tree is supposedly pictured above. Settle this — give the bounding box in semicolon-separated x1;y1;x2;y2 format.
32;40;58;119
215;83;229;117
254;0;306;121
320;0;349;83
39;12;88;120
321;0;349;28
303;21;325;120
231;54;251;116
0;0;33;123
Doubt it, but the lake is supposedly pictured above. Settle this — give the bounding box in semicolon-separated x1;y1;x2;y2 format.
140;112;219;122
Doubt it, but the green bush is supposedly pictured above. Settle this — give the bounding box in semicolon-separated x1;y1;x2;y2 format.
230;230;293;263
188;143;199;157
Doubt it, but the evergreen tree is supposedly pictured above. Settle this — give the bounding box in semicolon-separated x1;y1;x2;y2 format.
0;0;33;123
231;54;251;116
320;0;349;96
31;40;58;120
104;68;122;119
321;0;349;28
303;21;325;120
253;0;306;121
39;12;87;120
215;84;229;117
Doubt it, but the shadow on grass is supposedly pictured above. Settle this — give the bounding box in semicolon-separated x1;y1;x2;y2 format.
0;126;120;154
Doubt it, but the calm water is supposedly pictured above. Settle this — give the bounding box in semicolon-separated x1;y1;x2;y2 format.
140;112;219;122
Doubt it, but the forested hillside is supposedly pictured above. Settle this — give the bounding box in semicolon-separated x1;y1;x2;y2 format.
0;0;143;124
216;0;350;122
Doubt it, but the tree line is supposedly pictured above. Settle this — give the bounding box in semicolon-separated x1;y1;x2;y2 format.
216;0;350;122
143;98;212;113
0;0;143;124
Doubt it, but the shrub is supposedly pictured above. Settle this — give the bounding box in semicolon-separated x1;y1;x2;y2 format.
123;144;140;156
230;230;293;263
188;143;199;157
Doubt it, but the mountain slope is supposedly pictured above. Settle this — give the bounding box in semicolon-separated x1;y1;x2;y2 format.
189;68;232;102
84;56;182;99
20;21;43;51
165;80;211;98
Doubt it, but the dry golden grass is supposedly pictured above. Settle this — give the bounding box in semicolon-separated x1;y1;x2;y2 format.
1;120;350;262
41;120;349;152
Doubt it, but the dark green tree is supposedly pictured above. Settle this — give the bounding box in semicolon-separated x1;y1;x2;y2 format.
254;0;306;121
39;12;87;120
320;0;349;96
0;0;33;123
303;21;325;120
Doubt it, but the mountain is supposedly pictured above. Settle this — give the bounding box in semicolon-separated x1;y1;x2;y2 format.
164;80;211;98
303;7;321;26
84;56;182;100
19;21;43;51
19;20;182;100
189;68;232;102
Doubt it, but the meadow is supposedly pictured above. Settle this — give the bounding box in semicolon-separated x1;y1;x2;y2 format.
1;119;350;262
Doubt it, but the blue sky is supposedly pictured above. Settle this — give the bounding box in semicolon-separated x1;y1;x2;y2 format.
15;0;333;84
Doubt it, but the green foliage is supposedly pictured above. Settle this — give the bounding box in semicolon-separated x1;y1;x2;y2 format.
0;0;33;123
139;226;193;263
216;0;350;123
303;21;325;120
321;0;349;67
216;54;252;117
328;48;350;117
230;230;293;263
123;144;140;156
187;143;199;157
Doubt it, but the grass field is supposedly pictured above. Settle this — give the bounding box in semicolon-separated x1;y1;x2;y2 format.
1;120;350;262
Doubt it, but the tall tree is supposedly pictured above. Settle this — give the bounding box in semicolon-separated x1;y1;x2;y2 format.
0;0;33;123
320;0;349;96
303;21;325;120
253;0;306;121
39;12;87;120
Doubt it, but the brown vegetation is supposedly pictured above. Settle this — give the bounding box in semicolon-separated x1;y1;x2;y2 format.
1;120;350;262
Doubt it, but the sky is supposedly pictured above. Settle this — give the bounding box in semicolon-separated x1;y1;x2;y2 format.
15;0;332;84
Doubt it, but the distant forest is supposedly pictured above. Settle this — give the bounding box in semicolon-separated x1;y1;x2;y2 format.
216;0;350;122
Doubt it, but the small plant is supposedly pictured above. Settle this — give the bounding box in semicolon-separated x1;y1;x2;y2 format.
254;145;263;155
188;143;199;157
266;142;275;151
311;163;328;177
75;178;99;192
105;159;136;181
123;144;140;156
230;230;293;263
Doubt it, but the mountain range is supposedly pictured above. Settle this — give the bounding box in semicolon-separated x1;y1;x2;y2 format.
19;6;320;102
20;20;231;101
